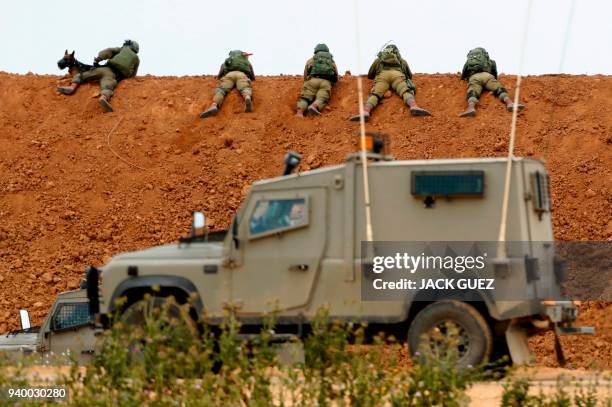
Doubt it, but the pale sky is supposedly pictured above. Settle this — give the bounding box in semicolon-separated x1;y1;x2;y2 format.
0;0;610;76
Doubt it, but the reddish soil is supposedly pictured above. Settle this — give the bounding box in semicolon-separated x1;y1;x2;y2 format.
0;72;610;368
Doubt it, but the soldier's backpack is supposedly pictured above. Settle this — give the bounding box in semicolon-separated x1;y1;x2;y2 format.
108;46;139;78
465;48;492;74
378;46;402;70
224;51;252;75
310;51;336;78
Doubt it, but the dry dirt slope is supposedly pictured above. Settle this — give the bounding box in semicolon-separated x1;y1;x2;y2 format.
0;72;610;368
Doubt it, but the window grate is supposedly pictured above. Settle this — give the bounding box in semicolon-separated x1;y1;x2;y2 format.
531;171;551;216
411;171;485;197
52;303;90;330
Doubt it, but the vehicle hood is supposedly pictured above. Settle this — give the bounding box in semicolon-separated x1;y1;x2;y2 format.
0;331;39;352
106;241;224;264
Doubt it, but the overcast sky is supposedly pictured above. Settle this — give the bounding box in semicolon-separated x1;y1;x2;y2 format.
1;0;610;76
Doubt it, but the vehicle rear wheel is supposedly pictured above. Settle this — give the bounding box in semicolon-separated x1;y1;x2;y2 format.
407;301;492;368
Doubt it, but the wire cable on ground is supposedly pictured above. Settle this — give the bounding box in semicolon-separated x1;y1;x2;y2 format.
105;115;146;171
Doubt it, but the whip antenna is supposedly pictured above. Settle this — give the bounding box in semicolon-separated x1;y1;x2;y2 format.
497;0;534;258
353;0;374;242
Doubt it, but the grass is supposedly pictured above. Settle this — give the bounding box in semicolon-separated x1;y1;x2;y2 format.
0;298;610;406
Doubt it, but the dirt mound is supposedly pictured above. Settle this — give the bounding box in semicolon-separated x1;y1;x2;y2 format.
0;71;610;368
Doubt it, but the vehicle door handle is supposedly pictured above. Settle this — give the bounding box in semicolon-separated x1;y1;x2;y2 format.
289;264;309;272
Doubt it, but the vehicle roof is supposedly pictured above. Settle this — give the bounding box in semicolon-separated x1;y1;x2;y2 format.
56;289;87;300
253;156;543;186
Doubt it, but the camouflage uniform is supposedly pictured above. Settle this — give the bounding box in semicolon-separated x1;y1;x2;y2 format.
350;45;430;121
459;47;523;117
213;70;254;106
296;44;339;116
201;50;255;118
213;53;255;106
461;59;507;104
365;58;416;108
72;45;140;99
59;40;140;113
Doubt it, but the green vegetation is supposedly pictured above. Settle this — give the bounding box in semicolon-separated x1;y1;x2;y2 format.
0;299;610;406
501;373;611;407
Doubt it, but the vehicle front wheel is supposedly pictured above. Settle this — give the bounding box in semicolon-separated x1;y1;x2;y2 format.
407;300;492;368
117;296;199;355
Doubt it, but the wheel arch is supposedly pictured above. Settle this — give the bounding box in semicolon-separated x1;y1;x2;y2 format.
108;275;203;316
404;289;499;328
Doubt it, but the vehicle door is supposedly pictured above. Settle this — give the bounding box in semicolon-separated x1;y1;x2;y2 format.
46;299;96;362
231;189;327;314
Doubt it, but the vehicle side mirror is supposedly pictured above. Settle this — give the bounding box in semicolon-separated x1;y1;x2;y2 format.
192;211;206;237
232;214;240;249
19;310;31;330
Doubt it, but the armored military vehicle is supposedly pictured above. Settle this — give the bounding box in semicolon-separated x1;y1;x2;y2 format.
0;289;96;363
85;136;593;367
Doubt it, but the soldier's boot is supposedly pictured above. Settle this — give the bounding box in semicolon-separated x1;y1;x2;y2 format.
307;101;321;116
244;95;253;113
459;102;477;117
349;103;374;122
295;108;305;118
98;94;113;113
503;96;525;112
200;103;219;119
57;82;79;95
407;99;432;116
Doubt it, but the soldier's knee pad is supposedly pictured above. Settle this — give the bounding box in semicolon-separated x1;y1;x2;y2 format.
494;87;508;97
298;96;311;104
214;88;227;96
101;89;113;98
368;93;382;102
467;89;480;100
404;79;417;95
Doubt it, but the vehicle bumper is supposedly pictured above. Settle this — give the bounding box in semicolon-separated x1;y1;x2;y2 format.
506;300;595;365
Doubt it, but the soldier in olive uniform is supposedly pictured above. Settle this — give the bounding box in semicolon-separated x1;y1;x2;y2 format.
200;50;255;118
350;44;430;122
459;47;524;117
57;40;140;113
296;44;339;117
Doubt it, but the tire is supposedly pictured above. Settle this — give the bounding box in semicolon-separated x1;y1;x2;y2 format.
121;296;197;331
118;297;199;359
407;301;492;368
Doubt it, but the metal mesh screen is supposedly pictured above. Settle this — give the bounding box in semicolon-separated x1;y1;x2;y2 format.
53;303;89;330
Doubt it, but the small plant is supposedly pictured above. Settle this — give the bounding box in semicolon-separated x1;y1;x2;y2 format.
409;322;485;406
501;376;533;407
2;299;609;406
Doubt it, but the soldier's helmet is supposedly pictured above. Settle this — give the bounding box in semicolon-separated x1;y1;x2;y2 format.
123;40;140;54
468;47;488;56
314;43;329;54
382;44;399;54
229;50;245;57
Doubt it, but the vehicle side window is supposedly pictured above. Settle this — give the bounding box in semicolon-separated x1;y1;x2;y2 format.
52;303;90;330
249;198;307;236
